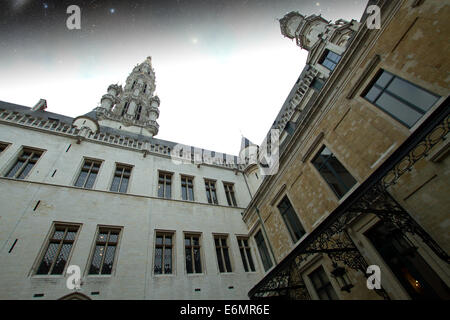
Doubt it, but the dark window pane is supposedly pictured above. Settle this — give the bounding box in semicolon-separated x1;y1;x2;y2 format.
376;71;394;87
377;93;423;127
17;162;33;179
164;236;172;246
101;245;116;274
75;170;87;187
182;185;187;200
165;184;171;198
119;177;128;193
188;187;194;201
223;248;232;272
365;86;382;102
108;232;119;243
84;172;97;189
110;176;120;192
6;160;24;178
216;248;225;272
65;231;77;241
97;232;108;242
158;182;164;197
164;248;172;274
239;248;249;272
185;248;193;273
36;243;59;274
89;245;103;274
246;248;256;272
255;231;272;271
51;243;72;274
154;247;162;274
387;78;439;113
194;248;202;273
53;230;65;240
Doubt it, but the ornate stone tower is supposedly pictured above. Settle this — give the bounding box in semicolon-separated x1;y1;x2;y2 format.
74;56;160;137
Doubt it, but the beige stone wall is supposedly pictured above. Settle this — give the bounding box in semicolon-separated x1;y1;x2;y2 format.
245;0;449;299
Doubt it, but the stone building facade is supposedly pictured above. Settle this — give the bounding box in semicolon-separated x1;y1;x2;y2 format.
0;0;448;300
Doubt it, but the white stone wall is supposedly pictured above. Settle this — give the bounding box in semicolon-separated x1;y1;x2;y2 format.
0;122;263;300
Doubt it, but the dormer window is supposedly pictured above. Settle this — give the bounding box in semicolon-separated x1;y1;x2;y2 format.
319;50;341;71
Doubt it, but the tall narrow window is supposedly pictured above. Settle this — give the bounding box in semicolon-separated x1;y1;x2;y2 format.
185;234;202;274
154;232;173;275
205;180;218;205
5;148;42;179
312;146;357;199
74;159;101;189
131;80;136;89
309;266;339;300
110;164;132;193
255;230;273;272
363;70;440;128
277;196;306;243
214;235;232;273
181;175;194;201
135;105;142;121
88;227;121;275
36;224;79;275
224;183;237;207
121;102;129;116
143;83;147;93
158;172;172;199
319;50;341;71
237;237;256;272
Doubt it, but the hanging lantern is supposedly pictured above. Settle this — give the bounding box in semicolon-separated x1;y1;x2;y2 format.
331;262;354;293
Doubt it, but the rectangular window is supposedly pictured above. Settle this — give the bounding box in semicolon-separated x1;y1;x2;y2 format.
110;164;132;193
185;234;202;274
277;196;306;243
181;175;194;201
205;180;218;205
237;237;256;272
319;50;341;71
363;70;440;128
5;148;42;179
214;235;232;273
224;183;237;207
88;227;121;275
36;224;80;275
309;266;339;300
255;230;273;272
312;146;357;199
311;78;325;91
74;159;101;189
158;172;172;199
154;232;173;275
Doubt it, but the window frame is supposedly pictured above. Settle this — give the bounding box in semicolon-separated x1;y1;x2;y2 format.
157;171;173;199
180;175;194;201
110;163;132;193
74;158;102;189
362;69;441;128
237;236;256;272
319;49;342;71
33;222;81;276
0;142;10;155
254;229;273;272
204;179;218;205
311;145;357;199
153;231;175;275
4;146;44;180
223;182;238;207
276;195;306;243
308;265;339;300
87;226;122;276
213;234;233;273
184;233;203;275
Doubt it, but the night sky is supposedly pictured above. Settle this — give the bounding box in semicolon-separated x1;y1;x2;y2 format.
0;0;368;154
